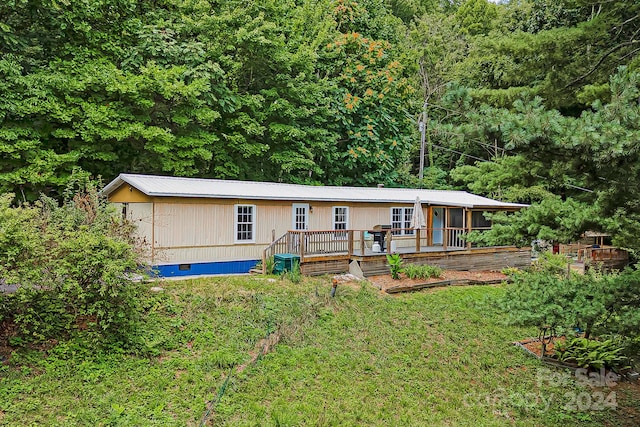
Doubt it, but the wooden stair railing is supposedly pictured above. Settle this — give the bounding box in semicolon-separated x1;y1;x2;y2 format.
262;232;290;274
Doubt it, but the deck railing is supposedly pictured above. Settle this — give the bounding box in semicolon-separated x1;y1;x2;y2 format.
262;232;289;273
263;227;479;265
447;228;466;249
578;246;629;262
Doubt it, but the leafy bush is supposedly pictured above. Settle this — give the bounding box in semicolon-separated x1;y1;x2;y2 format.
403;264;419;279
424;264;443;279
0;171;147;347
555;338;629;371
500;255;640;370
281;259;301;284
386;253;403;279
404;264;443;280
530;251;571;275
264;256;275;274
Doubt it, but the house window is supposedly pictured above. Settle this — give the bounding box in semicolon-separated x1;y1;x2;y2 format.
235;204;255;243
391;207;414;235
333;206;349;239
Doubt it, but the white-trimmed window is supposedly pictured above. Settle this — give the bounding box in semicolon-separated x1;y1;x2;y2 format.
391;207;414;236
234;204;256;243
333;206;349;239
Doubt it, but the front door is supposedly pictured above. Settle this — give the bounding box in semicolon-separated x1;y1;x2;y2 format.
292;203;309;231
432;207;444;245
290;204;309;253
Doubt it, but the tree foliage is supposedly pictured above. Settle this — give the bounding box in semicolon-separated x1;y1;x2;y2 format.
501;255;640;349
0;172;146;346
1;0;640;256
0;0;416;197
456;0;640;111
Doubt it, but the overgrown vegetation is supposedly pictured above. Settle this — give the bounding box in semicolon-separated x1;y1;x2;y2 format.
253;256;276;275
0;171;147;348
281;259;302;284
501;254;640;369
1;0;640;253
3;275;634;426
556;338;630;371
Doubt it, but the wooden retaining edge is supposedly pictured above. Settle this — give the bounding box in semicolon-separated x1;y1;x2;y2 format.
512;340;579;370
384;278;508;294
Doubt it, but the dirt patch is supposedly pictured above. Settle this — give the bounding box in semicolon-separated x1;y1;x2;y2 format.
236;330;281;374
368;270;509;293
518;337;565;359
331;274;364;292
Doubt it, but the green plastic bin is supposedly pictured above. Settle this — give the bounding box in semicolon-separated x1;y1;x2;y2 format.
274;253;300;274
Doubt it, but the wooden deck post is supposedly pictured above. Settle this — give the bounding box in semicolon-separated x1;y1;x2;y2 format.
299;231;305;263
348;230;354;256
286;232;290;253
427;206;432;246
360;230;365;256
443;228;448;251
466;209;472;250
386;230;391;254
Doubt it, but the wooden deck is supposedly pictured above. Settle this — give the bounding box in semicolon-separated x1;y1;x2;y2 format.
298;246;531;277
263;229;532;276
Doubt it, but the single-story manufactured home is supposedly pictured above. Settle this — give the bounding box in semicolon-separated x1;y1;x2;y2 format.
103;174;531;277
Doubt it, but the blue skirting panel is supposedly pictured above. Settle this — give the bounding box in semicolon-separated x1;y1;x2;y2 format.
153;259;259;277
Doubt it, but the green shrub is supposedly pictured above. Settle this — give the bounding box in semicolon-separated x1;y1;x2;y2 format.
0;171;147;348
530;251;571;275
422;264;443;279
500;252;640;373
264;256;275;274
282;259;301;284
403;264;419;279
556;337;629;370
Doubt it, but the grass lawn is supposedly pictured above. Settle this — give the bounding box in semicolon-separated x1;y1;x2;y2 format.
0;275;635;426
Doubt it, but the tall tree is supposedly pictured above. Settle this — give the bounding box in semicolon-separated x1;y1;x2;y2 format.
456;0;640;111
0;0;417;197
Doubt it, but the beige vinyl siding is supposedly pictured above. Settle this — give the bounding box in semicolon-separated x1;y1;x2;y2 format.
300;202;414;231
127;199;429;265
153;201;303;261
349;204;416;230
127;203;154;246
153;201;283;248
154;203;230;248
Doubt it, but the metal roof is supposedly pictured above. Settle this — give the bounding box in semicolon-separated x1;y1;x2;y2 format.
102;173;527;209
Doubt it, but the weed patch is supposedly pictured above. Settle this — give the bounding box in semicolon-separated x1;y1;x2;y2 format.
0;277;636;426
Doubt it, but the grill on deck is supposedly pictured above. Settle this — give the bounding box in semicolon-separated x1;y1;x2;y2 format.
370;224;391;252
